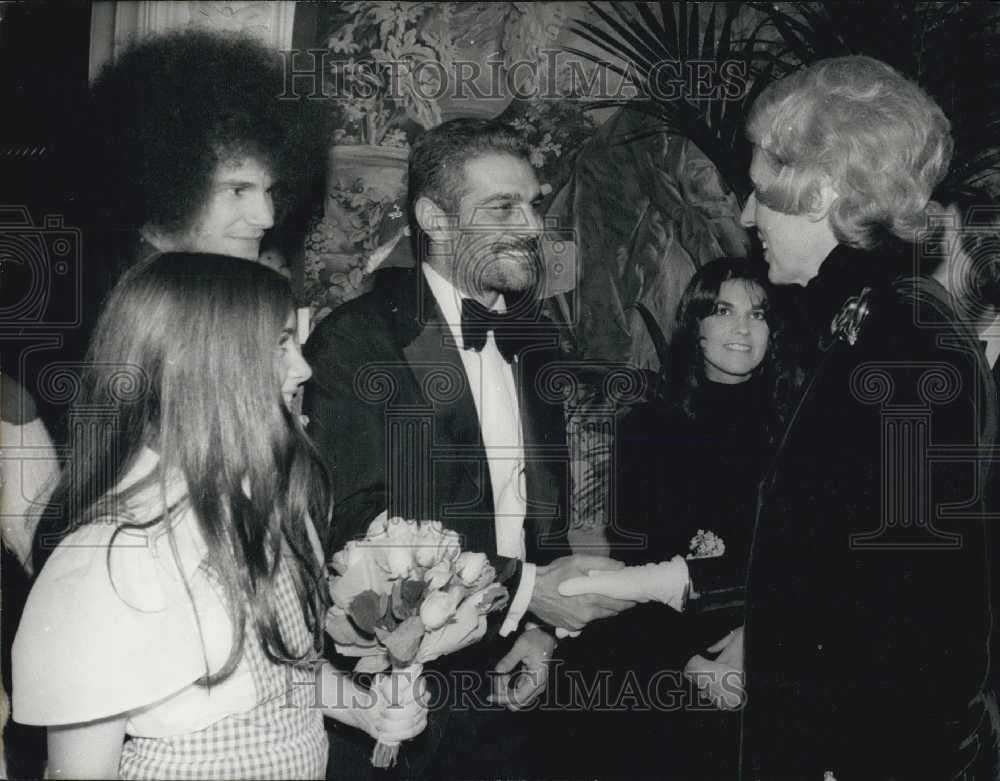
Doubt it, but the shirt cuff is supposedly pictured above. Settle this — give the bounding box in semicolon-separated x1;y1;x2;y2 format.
499;562;536;637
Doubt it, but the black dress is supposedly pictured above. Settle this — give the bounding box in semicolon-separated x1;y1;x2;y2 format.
616;378;768;603
552;379;770;780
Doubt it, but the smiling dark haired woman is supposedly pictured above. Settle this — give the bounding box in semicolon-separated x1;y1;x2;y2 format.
557;257;804;780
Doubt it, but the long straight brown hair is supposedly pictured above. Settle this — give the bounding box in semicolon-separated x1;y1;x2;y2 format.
33;252;333;682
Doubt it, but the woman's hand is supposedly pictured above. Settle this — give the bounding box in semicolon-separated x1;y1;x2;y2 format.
360;667;429;743
321;663;428;743
684;626;745;710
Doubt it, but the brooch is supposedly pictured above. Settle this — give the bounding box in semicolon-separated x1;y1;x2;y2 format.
829;286;873;347
686;529;726;560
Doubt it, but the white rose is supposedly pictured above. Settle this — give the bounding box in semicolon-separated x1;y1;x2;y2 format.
455;552;487;587
420;520;443;537
385;517;417;542
424;559;453;591
366;514;390;539
384;547;412;579
331;540;362;575
376;518;417;578
419;590;457;630
414;522;445;568
437;529;461;562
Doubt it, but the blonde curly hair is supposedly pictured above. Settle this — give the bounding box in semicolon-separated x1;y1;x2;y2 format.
746;56;952;249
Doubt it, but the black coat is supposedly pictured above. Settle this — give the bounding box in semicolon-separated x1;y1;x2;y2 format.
741;245;997;780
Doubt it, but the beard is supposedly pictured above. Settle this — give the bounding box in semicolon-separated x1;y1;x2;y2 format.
453;233;543;297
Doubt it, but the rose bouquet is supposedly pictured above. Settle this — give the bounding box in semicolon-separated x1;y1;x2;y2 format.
326;514;509;767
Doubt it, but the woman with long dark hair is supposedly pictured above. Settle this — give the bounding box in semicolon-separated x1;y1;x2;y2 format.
558;257;802;780
12;253;426;780
607;257;801;595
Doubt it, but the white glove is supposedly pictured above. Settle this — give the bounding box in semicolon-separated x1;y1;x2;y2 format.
557;556;690;612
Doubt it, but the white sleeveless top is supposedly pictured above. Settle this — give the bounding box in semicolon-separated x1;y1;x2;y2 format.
13;448;327;779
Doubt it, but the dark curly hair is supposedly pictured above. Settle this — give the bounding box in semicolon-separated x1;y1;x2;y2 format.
84;28;329;237
407;118;529;221
666;257;804;447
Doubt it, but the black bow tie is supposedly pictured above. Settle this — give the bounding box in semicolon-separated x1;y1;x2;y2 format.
461;298;526;363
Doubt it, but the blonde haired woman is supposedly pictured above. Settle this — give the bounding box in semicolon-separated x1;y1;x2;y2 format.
736;56;997;779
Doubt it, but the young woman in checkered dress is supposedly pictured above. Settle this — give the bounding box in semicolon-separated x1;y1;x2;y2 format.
12;253;427;779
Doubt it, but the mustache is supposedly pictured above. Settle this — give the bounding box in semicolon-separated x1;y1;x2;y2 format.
489;235;542;262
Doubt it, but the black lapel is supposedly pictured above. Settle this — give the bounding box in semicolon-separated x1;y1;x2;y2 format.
516;332;566;561
379;267;494;544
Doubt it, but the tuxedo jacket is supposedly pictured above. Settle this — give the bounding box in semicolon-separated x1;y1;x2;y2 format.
304;265;571;607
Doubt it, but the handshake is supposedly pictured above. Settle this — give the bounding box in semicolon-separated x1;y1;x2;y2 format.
528;554;744;710
527;554;691;634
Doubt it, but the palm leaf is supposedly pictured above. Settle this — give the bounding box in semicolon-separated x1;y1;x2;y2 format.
597;3;662;70
658;0;678;56
566;1;779;199
632;2;669;52
676;0;688;61
572;18;653;72
750;2;815;65
701;4;718;63
560;44;636;83
685;2;700;61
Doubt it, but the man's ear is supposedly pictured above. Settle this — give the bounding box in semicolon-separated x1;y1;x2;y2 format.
139;224;160;247
414;196;451;240
140;223;173;251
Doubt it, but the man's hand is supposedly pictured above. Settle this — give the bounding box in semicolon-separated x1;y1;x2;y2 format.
684;626;745;710
529;555;636;632
490;628;557;710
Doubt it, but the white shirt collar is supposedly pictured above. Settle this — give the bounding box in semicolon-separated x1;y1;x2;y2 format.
421;263;507;350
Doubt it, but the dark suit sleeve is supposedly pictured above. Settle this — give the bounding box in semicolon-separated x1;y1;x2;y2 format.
303;315;391;552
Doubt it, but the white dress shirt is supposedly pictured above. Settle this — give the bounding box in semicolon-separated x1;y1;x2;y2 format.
422;264;536;636
981;315;1000;368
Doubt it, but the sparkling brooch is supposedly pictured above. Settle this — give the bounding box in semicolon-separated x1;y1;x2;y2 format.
686;529;726;560
829;286;873;347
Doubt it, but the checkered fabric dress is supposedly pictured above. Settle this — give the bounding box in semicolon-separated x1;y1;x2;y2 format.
118;554;327;780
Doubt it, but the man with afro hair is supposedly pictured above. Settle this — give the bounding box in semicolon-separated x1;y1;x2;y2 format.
82;27;328;271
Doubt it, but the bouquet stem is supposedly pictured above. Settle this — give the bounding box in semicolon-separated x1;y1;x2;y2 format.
371;662;423;768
